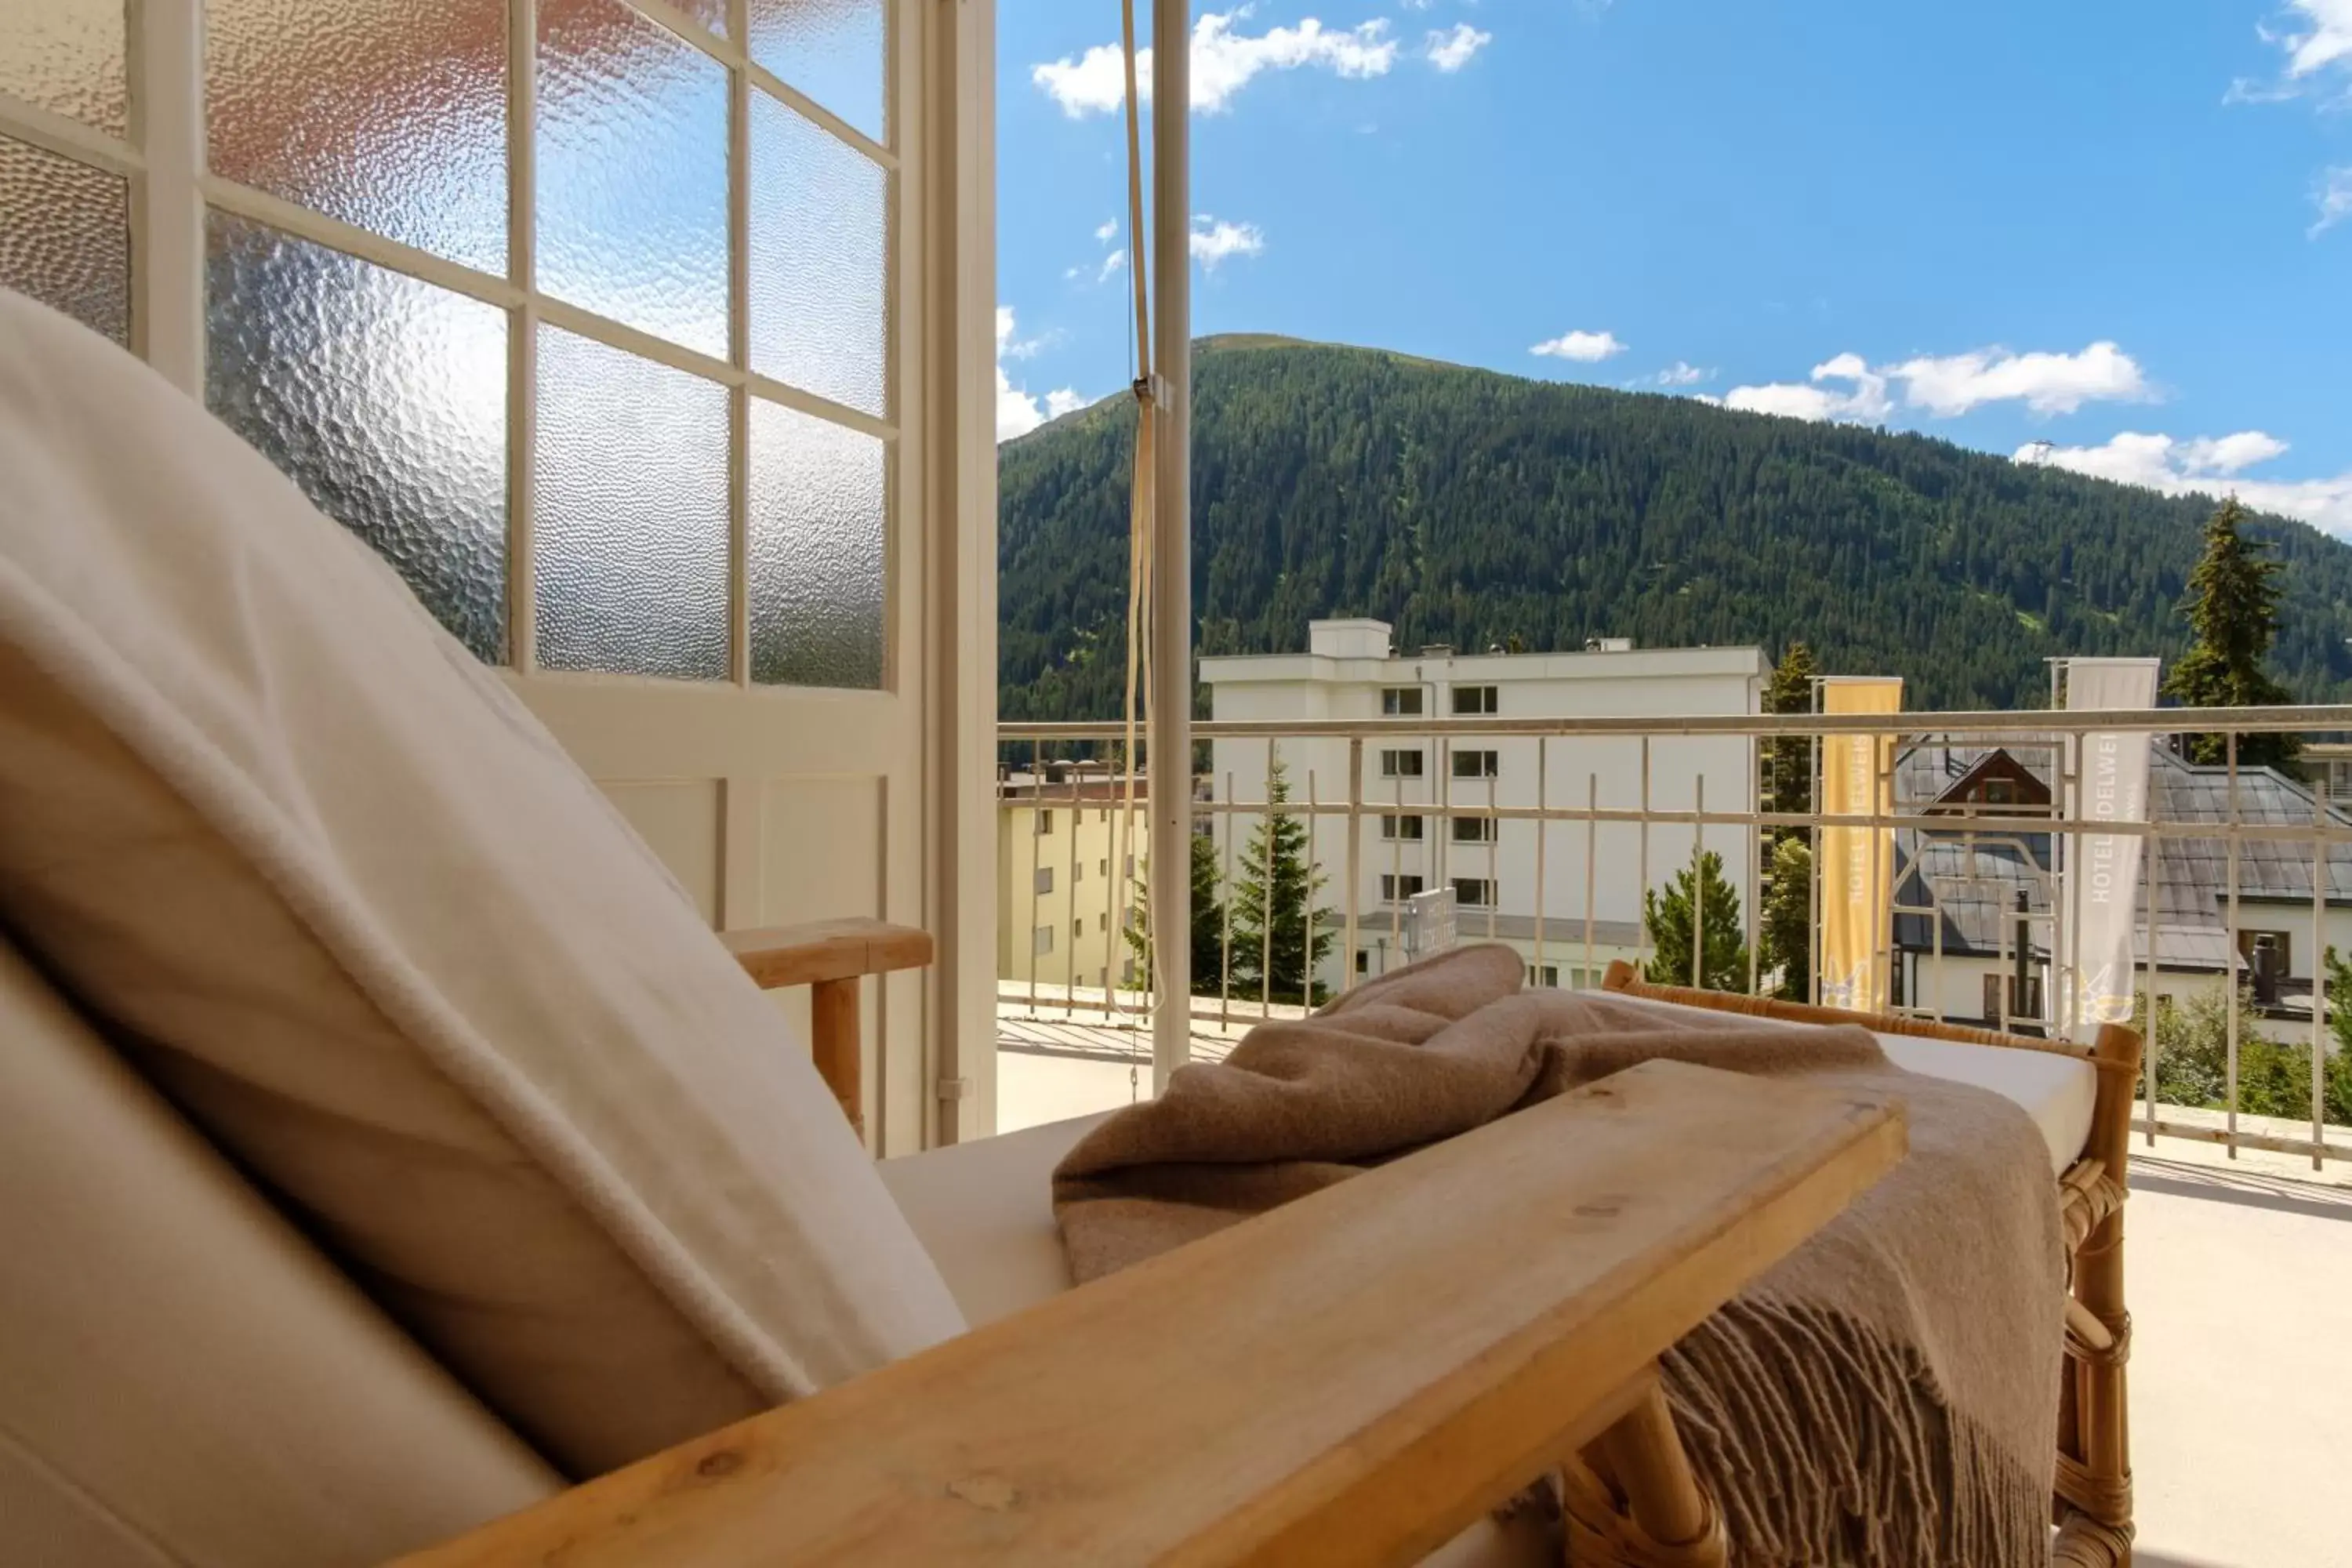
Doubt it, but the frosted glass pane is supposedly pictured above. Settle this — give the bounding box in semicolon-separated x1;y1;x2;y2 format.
0;137;129;344
206;0;508;274
670;0;730;38
205;212;510;661
0;0;127;137
750;397;884;688
534;325;728;679
749;90;887;417
747;0;885;144
537;0;728;358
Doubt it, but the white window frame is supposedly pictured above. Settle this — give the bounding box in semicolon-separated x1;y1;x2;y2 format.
1379;873;1425;902
1033;924;1054;956
1451;876;1495;908
1451;815;1497;844
1379;814;1425;840
1381;686;1424;716
1379;749;1425;779
1033;865;1053;895
1452;749;1501;779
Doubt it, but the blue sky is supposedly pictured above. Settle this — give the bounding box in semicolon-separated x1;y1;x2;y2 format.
995;1;2352;533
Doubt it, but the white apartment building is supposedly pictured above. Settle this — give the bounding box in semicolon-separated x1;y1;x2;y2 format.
1200;620;1768;997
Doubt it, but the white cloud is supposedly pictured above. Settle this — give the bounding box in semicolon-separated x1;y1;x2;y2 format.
1886;342;2151;417
1094;218;1120;243
1725;341;2151;423
2021;429;2352;535
995;304;1047;359
1424;24;1491;72
1530;328;1628;363
1033;10;1398;118
1655;361;1713;387
1725;351;1893;423
1098;248;1129;282
2314;165;2352;234
2180;430;2291;474
1189;216;1265;267
2278;0;2352;83
996;306;1083;441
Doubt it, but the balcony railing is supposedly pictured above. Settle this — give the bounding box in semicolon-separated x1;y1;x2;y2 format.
1000;706;2352;1169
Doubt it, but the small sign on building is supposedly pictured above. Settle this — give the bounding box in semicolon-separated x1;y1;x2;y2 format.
1401;887;1458;959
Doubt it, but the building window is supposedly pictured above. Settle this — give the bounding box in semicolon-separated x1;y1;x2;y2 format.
1100;857;1109;876
1098;912;1109;932
1452;877;1495;907
1073;920;1083;941
1380;749;1425;779
1125;854;1137;877
1033;866;1054;895
1380;814;1425;840
1073;860;1085;884
1380;873;1425;902
2238;930;2294;980
1036;809;1054;834
1381;686;1425;716
1356;949;1372;974
1529;964;1559;988
1033;924;1054;956
1452;750;1500;779
1452;685;1498;715
1452;815;1498;844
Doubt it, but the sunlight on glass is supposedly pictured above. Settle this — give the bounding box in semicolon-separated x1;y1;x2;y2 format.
207;0;509;276
538;0;729;358
748;0;886;144
534;324;729;679
205;211;510;659
750;395;886;688
750;88;887;416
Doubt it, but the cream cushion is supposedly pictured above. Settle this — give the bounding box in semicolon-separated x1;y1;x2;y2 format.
0;289;964;1479
0;937;561;1566
1599;992;2098;1174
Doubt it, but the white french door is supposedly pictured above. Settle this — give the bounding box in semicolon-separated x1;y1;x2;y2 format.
0;0;999;1150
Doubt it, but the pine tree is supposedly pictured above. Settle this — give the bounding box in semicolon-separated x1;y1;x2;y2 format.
1763;642;1818;828
1758;836;1813;1002
2164;498;2302;772
1227;759;1341;1006
1123;825;1227;998
1642;848;1751;993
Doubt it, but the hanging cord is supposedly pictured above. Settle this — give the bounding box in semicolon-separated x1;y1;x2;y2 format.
1115;0;1157;1032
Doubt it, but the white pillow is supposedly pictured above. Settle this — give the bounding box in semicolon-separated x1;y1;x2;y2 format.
0;289;966;1477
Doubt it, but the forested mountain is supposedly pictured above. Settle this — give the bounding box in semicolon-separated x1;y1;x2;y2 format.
998;336;2352;717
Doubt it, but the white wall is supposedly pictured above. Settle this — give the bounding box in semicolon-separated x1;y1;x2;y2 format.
1203;644;1766;996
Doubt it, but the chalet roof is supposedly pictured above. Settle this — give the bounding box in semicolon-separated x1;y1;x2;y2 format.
1889;742;2352;971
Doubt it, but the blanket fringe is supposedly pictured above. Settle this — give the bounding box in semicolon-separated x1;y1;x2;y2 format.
1658;1298;2052;1568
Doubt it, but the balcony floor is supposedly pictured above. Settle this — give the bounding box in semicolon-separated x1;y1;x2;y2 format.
995;1003;2352;1567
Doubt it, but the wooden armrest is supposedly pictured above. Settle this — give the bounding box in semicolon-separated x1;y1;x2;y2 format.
722;918;933;990
397;1060;1904;1568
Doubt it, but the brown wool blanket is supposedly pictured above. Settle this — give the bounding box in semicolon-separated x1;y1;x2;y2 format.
1052;945;2065;1568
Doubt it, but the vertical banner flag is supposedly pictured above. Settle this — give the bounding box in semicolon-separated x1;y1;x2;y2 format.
1818;677;1904;1010
2060;658;2161;1040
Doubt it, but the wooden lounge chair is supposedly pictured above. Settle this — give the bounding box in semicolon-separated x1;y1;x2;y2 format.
1599;963;2141;1568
